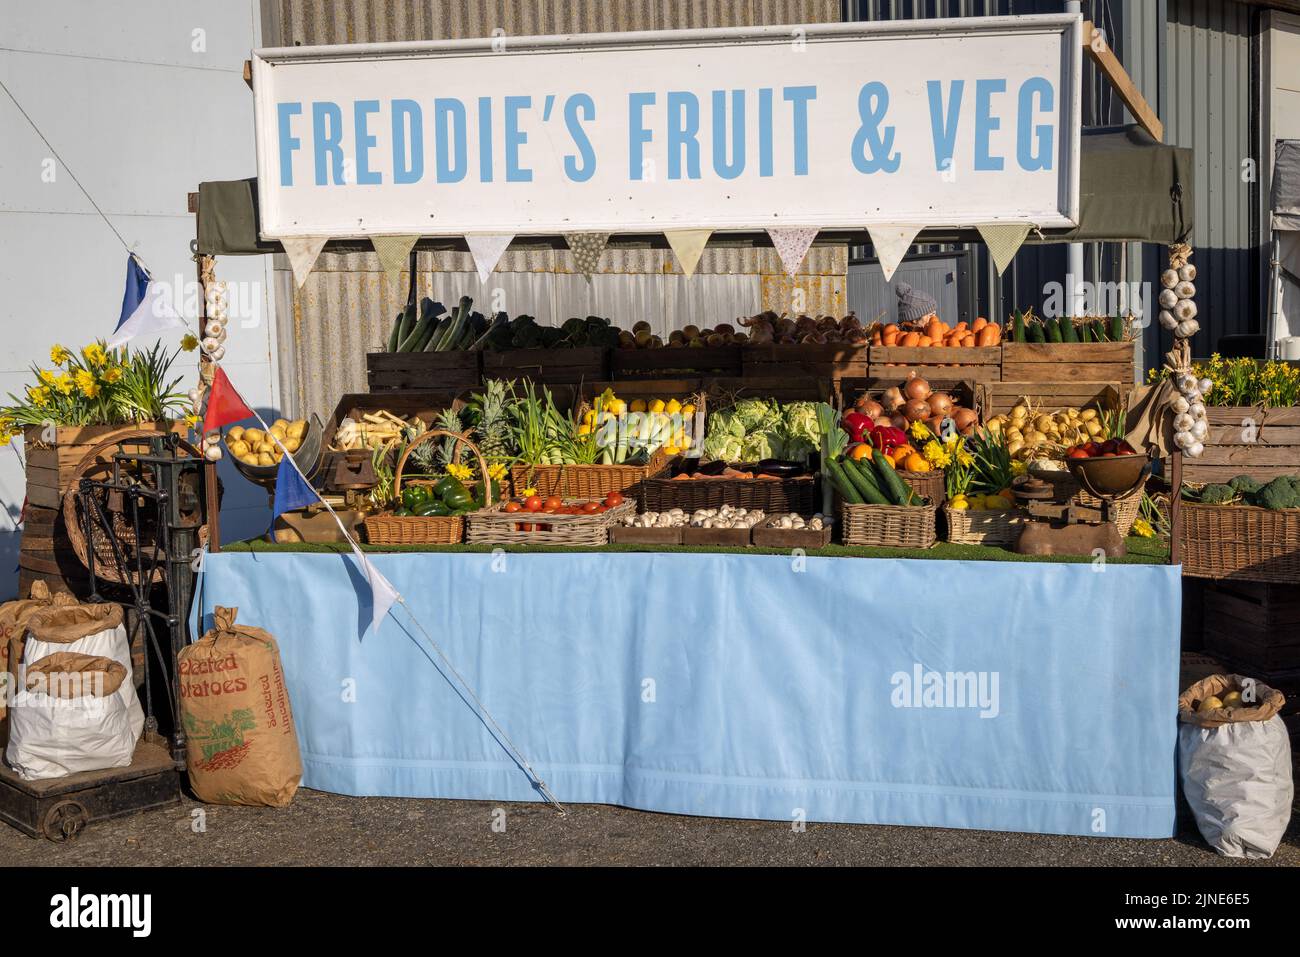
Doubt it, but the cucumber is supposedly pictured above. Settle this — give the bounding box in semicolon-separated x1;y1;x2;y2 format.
825;459;864;504
1028;320;1046;343
386;311;404;352
871;451;913;506
1110;314;1125;343
844;457;890;505
1061;317;1078;343
1012;310;1026;343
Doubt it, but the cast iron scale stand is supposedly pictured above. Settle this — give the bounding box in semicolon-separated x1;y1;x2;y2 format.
0;435;208;841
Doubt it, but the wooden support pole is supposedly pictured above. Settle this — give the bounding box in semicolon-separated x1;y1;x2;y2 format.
1082;20;1164;143
1169;450;1182;566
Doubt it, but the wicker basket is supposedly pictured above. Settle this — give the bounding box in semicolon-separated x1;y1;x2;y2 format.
363;430;491;545
1076;488;1142;536
1180;502;1300;583
897;469;945;505
943;506;1027;546
840;502;937;548
466;499;635;546
510;450;670;500
641;471;818;514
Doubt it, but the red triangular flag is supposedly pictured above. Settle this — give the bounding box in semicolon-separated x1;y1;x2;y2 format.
202;366;254;435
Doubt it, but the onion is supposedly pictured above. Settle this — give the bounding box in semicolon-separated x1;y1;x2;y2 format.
904;397;932;422
855;397;884;419
882;387;906;412
927;392;954;417
889;413;908;431
952;408;978;433
873;415;893;428
925;414;946;436
903;375;932;401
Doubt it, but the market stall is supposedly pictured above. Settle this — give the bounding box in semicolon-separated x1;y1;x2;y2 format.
177;16;1218;837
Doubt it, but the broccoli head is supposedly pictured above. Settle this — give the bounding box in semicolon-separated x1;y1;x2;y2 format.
1228;475;1263;494
1254;476;1300;511
1198;484;1236;505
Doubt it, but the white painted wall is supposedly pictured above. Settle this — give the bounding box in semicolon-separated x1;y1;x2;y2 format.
0;0;278;598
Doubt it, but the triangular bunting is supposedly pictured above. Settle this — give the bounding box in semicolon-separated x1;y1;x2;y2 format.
767;227;819;277
976;223;1033;276
466;233;514;284
106;254;185;349
202;367;254;435
271;454;319;542
282;235;330;288
371;235;420;283
865;224;923;282
563;232;611;283
348;543;400;638
664;229;712;279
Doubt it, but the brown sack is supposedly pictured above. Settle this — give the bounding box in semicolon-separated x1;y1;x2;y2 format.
25;602;123;644
25;652;127;699
0;582;78;727
1178;674;1286;729
179;606;302;807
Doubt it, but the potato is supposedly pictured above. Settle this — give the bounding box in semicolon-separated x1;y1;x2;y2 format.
257;452;274;466
228;440;250;458
227;426;245;442
272;418;290;432
269;425;287;441
283;436;301;453
239;452;259;465
243;428;264;444
287;420;307;440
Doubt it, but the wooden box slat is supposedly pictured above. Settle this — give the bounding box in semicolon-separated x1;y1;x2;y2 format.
987;382;1120;417
1182;405;1300;485
869;345;1001;383
742;344;869;384
612;345;742;379
366;351;481;392
481;346;607;386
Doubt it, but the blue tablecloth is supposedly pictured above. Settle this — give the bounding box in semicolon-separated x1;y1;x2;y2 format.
192;551;1181;838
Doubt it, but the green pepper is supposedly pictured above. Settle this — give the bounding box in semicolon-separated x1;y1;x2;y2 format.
392;506;413;517
413;500;450;517
401;485;431;510
442;485;474;510
432;475;463;500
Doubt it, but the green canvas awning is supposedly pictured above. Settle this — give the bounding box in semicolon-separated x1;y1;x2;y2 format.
197;125;1192;256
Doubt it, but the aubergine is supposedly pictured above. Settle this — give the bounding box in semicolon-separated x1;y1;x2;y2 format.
754;459;805;477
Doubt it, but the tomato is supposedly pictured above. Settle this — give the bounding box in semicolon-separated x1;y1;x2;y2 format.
1083;441;1101;456
1067;448;1090;459
543;495;563;510
604;491;625;507
524;495;544;512
503;501;523;513
581;501;600;513
1116;440;1137;455
1101;452;1117;457
594;504;608;513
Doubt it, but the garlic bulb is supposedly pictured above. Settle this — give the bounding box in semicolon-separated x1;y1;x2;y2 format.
1174;299;1197;321
1188;401;1205;418
1176;319;1200;339
201;336;220;353
204;444;223;462
1190;418;1208;440
1174;430;1195;450
1174;281;1196;299
1173;413;1195;432
210;345;226;361
1172;395;1189;414
205;319;226;339
1159;310;1178;331
1158;288;1179;309
1187;441;1204;458
1177;373;1199;393
1179;264;1197;282
1160;269;1179;289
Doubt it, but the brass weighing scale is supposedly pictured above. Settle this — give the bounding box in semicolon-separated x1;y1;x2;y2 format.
1013;452;1153;558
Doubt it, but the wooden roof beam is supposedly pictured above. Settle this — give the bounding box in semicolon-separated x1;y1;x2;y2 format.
1083;20;1163;142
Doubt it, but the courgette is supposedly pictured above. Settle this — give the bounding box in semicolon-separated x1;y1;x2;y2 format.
825;459;864;504
1110;314;1125;343
1012;310;1026;343
1027;320;1046;343
1078;320;1092;343
1046;318;1063;343
1061;317;1078;343
844;457;890;505
870;451;913;506
1089;319;1107;342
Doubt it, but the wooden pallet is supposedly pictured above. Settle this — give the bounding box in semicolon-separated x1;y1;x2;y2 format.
366;351;481;392
868;346;1001;383
1000;341;1135;386
1202;580;1300;676
1181;406;1300;484
742;343;869;387
611;344;742;379
481;346;608;387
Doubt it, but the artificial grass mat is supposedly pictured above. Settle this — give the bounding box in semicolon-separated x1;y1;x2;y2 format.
222;535;1171;564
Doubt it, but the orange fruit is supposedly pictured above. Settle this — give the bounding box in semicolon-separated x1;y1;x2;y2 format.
849;443;873;462
902;453;930;472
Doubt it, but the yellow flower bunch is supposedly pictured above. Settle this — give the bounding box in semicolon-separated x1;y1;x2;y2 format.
104;367;123;384
446;463;473;482
922;440;950;468
54;372;74;396
487;462;508;481
74;369;99;398
1131;517;1155;538
50;344;71;366
81;343;107;368
181;333;199;352
37;369;57;387
27;384;50;406
908;419;932;442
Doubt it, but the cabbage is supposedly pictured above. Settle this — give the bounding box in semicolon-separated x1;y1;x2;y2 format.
703;432;742;462
740;432;774;462
733;398;779;432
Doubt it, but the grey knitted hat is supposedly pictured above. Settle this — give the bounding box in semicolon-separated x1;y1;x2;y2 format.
896;281;938;325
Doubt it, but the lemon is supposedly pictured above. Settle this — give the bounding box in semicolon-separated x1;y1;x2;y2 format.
629;399;647;413
665;398;682;415
649;399;666;415
577;423;592;436
949;496;969;511
681;403;696;419
606;399;627;415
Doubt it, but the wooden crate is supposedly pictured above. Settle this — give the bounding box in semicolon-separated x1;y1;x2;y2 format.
839;377;989;422
1202;581;1300;676
1000;341;1136;386
868;346;1001;383
1181;406;1300;485
612;345;742;379
481;346;607;387
987;382;1121;417
366;350;481;392
23;422;184;510
741;344;868;388
705;375;832;405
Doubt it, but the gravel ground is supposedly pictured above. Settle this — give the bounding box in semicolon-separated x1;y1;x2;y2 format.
3;788;1298;866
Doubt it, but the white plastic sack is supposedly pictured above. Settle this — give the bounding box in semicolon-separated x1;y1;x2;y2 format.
5;603;143;780
1178;675;1294;859
6;652;142;779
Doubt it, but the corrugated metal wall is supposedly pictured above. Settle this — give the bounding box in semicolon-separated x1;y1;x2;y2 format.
263;0;843;420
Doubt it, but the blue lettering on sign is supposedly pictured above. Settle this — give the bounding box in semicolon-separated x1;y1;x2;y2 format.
926;80;963;172
277;102;301;187
1017;77;1054;171
712;90;745;180
392;100;423;184
851;82;899;174
758;88;773;177
312;101;344;185
667;91;700;180
435;98;466;183
504;95;532;182
564;94;596;182
354;100;382;184
478;97;493;183
974;79;1006;171
783;86;817;176
628;92;655;181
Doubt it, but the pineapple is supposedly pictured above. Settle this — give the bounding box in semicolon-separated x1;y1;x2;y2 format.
433;407;467;469
468;379;512;463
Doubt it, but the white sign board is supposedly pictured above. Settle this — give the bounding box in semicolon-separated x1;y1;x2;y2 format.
251;15;1081;239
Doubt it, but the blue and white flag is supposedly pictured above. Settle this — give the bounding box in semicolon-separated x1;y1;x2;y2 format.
270;452;319;542
106;255;184;349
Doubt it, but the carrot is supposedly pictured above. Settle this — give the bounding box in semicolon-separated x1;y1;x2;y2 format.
918;335;932;347
961;333;976;347
901;332;921;347
976;323;1001;346
972;317;987;333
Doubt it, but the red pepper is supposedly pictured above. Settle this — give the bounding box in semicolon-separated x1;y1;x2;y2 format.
868;425;908;452
842;411;873;445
